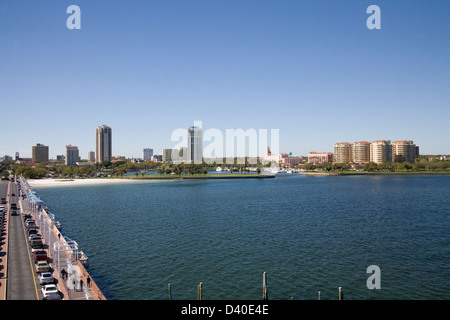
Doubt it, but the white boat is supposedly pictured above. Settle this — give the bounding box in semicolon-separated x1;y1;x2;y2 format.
77;251;89;268
216;167;223;172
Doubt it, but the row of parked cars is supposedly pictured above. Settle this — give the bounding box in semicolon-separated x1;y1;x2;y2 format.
0;198;10;264
24;213;62;300
0;204;5;256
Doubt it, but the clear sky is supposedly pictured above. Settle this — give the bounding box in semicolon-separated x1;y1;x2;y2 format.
1;0;449;159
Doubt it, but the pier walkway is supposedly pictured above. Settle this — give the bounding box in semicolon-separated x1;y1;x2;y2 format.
1;178;105;300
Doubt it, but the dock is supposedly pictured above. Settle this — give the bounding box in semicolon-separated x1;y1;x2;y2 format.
1;177;105;300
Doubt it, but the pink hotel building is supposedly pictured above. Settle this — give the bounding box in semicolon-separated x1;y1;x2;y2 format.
264;147;303;167
307;151;333;164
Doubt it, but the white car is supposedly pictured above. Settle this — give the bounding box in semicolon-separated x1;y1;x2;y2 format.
36;261;50;273
41;284;61;300
39;272;55;285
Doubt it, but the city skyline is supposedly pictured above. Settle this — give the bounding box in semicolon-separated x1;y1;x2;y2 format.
1;1;449;158
2;122;441;162
5;129;429;163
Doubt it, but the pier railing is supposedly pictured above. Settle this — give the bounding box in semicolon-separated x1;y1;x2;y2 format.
17;176;106;300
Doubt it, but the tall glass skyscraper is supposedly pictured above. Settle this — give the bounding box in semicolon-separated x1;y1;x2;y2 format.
96;125;112;163
187;126;203;164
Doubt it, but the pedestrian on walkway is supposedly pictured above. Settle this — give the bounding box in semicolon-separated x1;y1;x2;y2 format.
87;276;91;288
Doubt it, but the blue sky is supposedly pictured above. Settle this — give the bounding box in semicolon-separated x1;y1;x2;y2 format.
1;0;449;159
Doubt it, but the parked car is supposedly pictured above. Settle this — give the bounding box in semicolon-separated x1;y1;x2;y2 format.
0;198;6;204
23;212;32;220
26;221;36;228
36;261;50;273
29;234;42;242
41;285;61;300
39;272;54;285
30;238;43;249
26;225;37;232
33;249;47;261
0;206;5;213
27;228;38;236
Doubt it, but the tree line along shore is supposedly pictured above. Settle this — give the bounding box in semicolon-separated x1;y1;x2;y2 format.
1;156;449;180
1;159;270;180
300;157;450;174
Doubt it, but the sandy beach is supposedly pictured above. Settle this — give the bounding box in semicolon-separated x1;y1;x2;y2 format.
27;178;158;188
25;174;275;188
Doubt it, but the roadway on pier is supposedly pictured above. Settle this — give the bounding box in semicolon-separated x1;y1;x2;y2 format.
1;180;41;300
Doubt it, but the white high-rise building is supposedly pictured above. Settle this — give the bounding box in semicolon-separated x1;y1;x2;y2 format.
187;126;203;164
96;125;112;163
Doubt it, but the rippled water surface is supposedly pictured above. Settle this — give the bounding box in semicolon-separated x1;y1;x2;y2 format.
33;175;450;300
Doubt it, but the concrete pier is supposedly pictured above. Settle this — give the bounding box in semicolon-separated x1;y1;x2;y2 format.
1;178;105;300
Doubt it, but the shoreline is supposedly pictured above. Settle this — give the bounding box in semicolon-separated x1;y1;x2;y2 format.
27;174;275;187
300;171;450;176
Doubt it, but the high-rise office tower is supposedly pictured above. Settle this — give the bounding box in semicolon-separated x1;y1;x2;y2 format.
96;125;112;163
32;143;49;163
65;145;80;166
187;126;203;164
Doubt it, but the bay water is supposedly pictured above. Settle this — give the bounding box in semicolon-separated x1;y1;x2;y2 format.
32;174;450;300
